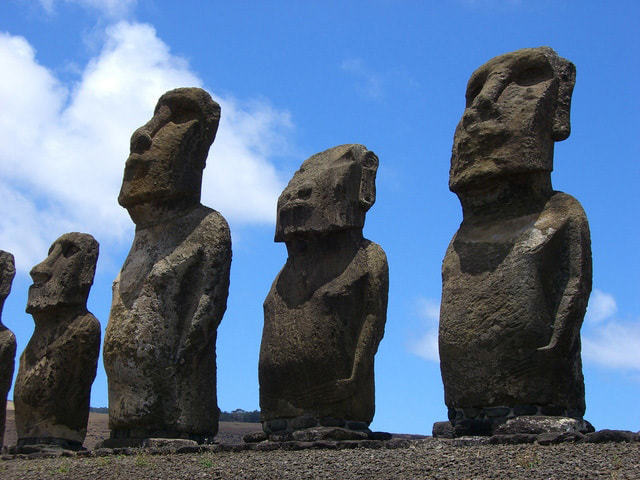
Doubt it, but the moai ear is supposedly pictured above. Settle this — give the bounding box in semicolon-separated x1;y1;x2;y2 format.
359;151;379;211
551;59;576;142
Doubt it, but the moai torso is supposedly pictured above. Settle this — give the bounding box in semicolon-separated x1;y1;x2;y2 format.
440;192;591;413
261;236;387;422
105;206;230;439
14;233;101;447
259;145;388;436
102;88;231;443
438;47;592;433
0;251;17;448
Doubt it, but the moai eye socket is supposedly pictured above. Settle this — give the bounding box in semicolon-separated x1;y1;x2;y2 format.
297;187;312;200
465;75;486;107
514;63;553;87
61;241;80;258
362;152;378;169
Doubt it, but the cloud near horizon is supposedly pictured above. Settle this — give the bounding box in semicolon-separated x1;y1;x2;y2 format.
582;289;640;372
408;297;440;362
38;0;137;18
0;22;290;272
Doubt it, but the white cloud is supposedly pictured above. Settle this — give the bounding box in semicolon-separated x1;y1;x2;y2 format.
0;23;289;272
37;0;136;18
585;289;618;323
582;289;640;372
341;58;384;100
408;297;440;362
583;320;640;371
205;98;290;224
341;58;419;102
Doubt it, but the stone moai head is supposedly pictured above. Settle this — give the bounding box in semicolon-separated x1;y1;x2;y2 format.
274;144;379;242
449;47;576;194
26;233;99;314
118;88;221;212
0;251;15;315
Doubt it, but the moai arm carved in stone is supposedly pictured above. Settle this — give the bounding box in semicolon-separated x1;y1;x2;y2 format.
537;198;592;353
293;257;388;409
259;144;388;439
0;251;17;448
103;88;231;445
439;47;592;436
14;233;100;449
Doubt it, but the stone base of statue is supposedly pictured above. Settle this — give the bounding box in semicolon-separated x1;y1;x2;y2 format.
241;415;391;443
433;409;594;438
96;429;214;448
96;436;203;449
10;437;87;453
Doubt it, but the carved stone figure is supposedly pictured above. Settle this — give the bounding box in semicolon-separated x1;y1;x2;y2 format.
439;47;592;435
0;250;17;448
103;88;231;444
14;233;100;448
259;144;388;439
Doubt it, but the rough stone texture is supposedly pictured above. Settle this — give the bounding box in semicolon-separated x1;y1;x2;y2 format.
3;436;640;480
0;250;17;448
259;144;388;434
432;421;455;439
292;427;370;442
243;431;269;443
439;47;592;434
14;233;100;448
103;88;231;444
493;416;594;435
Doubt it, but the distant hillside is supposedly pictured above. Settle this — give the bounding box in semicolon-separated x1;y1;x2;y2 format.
87;407;260;423
219;409;260;423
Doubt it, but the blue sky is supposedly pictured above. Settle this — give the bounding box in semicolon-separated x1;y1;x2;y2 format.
0;0;638;435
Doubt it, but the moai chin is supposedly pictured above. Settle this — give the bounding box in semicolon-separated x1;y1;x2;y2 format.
438;47;592;436
14;233;101;449
259;144;389;440
103;88;231;445
0;251;17;448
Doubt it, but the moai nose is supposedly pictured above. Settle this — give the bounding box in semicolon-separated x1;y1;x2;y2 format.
130;128;152;154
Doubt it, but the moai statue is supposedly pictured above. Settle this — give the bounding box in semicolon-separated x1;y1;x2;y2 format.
14;233;100;449
103;88;231;445
438;47;592;436
0;251;17;448
259;144;388;441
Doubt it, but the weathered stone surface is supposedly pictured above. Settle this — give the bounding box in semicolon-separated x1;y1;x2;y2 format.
432;421;455;439
493;416;593;435
259;144;388;433
584;430;638;443
439;47;591;433
0;250;17;448
243;431;269;443
369;431;393;441
103;88;231;443
488;434;538;445
320;417;346;428
14;233;100;448
536;431;584;445
143;438;199;450
291;427;369;442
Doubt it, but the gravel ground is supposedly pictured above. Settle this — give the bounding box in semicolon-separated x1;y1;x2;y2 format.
1;439;639;480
